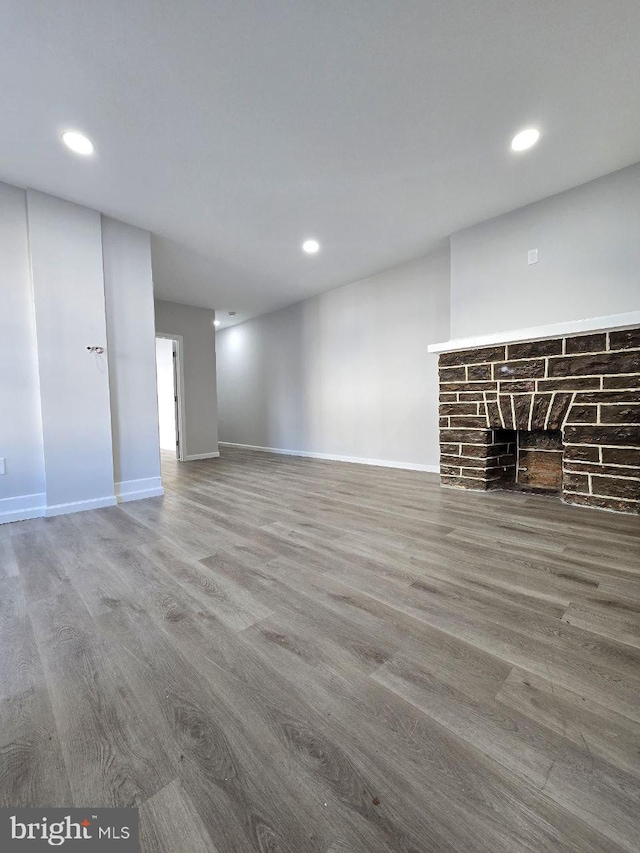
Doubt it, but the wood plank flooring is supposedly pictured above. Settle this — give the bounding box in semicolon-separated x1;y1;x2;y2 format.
1;446;640;852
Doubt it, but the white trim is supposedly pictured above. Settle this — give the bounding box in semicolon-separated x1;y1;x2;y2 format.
185;451;221;461
428;311;640;353
116;477;164;502
44;495;117;518
219;442;439;473
0;492;46;524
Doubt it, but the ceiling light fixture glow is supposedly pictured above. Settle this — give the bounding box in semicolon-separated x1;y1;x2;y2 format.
214;320;220;327
511;128;540;152
302;239;320;254
61;130;94;155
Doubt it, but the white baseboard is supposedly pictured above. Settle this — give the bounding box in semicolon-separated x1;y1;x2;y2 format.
45;495;118;518
184;451;221;461
0;484;162;525
0;492;46;525
219;442;439;473
116;477;164;503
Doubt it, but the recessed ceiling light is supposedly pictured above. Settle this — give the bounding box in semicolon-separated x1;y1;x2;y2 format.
511;128;540;152
214;319;220;327
302;239;320;254
61;130;94;156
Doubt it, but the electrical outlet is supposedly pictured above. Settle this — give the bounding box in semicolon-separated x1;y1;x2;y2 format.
0;458;5;475
528;248;538;265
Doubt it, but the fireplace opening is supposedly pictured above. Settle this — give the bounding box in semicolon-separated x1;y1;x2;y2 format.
500;429;564;494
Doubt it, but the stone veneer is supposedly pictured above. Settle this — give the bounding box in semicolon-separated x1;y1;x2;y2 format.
438;326;640;514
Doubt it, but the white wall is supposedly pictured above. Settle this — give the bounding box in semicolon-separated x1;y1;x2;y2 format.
0;182;45;520
155;337;177;451
27;190;116;513
450;162;640;338
0;181;161;523
216;249;450;470
103;217;162;500
154;300;219;459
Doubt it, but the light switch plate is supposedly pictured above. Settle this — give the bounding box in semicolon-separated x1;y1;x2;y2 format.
528;248;538;265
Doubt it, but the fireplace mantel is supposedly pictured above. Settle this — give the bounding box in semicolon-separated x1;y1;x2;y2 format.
428;311;640;354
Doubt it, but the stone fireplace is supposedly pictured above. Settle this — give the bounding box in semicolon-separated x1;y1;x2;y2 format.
435;326;640;513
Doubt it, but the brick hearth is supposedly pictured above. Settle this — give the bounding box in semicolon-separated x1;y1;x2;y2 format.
438;327;640;513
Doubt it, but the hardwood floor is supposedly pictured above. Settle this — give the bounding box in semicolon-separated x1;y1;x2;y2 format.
1;446;640;852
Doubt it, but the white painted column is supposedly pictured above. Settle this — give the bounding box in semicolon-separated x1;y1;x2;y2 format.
102;217;163;502
27;190;116;515
0;182;46;522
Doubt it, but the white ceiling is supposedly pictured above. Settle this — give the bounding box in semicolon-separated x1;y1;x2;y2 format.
2;1;640;329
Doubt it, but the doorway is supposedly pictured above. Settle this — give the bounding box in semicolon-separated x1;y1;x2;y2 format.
155;335;185;460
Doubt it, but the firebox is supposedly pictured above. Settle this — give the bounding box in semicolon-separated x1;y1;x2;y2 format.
494;429;564;494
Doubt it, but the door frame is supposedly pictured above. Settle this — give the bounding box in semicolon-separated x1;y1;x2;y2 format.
155;332;186;462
